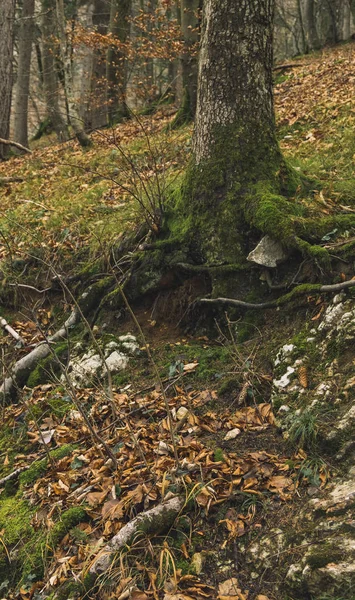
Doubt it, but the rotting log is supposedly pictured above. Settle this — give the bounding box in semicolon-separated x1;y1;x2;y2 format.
89;495;184;575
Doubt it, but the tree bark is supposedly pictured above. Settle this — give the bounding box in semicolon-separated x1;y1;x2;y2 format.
171;0;200;127
14;0;35;150
0;0;16;160
56;0;92;146
41;0;70;142
175;0;286;287
304;0;321;50
106;0;132;124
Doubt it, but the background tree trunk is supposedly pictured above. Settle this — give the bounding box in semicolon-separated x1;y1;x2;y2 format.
304;0;321;50
106;0;132;124
0;0;16;160
14;0;35;149
56;0;92;146
41;0;69;142
171;0;200;127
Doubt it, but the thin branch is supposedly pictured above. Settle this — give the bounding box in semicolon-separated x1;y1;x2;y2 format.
0;137;31;154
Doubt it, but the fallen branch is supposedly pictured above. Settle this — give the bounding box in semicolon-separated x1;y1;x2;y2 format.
0;176;24;185
0;137;32;154
199;278;355;310
273;62;307;71
0;317;25;346
0;465;30;487
89;494;184;575
0;308;79;400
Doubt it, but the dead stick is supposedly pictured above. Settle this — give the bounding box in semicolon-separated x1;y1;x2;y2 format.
0;137;32;154
0;317;25;346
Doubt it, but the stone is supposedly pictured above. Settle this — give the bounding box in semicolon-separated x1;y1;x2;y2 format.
224;428;241;440
105;351;129;372
247;235;288;268
176;406;189;420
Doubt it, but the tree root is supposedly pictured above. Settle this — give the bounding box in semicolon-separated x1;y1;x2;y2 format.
199;278;355;310
89;494;184;576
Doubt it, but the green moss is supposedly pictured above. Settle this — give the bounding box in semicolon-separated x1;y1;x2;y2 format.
26;342;68;388
19;444;77;486
306;544;344;569
51;507;88;546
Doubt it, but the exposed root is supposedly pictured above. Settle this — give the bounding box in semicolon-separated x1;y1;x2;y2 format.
199;277;355;310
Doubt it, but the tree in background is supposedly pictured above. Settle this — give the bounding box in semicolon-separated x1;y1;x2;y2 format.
57;0;92;146
0;0;16;159
107;0;132;124
41;0;69;142
14;0;36;149
171;0;200;128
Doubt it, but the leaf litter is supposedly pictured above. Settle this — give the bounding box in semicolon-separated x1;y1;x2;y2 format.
0;378;318;599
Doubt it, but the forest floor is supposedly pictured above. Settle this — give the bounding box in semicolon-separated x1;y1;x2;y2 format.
0;42;354;600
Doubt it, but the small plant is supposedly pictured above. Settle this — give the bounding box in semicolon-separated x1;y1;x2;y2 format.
288;409;318;449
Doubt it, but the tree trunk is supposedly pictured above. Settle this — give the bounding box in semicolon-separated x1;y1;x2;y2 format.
56;0;92;146
14;0;35;150
86;0;110;129
296;0;308;53
176;0;286;281
106;0;132;124
41;0;70;142
0;0;16;160
171;0;200;127
304;0;321;50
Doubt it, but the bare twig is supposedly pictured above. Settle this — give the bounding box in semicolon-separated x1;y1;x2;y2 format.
0;318;25;346
0;137;31;154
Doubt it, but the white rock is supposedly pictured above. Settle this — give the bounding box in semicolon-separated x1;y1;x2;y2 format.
105;351;129;372
247;235;288;268
278;405;291;413
176;406;189;420
224;428;241;441
104;341;119;357
274;366;295;389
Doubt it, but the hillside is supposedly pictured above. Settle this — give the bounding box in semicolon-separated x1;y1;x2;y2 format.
0;42;354;600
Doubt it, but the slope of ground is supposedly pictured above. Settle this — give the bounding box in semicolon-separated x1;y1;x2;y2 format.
0;42;354;600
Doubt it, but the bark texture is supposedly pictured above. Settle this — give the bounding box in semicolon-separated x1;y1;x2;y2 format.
89;495;184;575
304;0;321;50
107;0;132;124
42;0;70;142
56;0;92;146
193;0;279;169
0;0;16;160
14;0;35;149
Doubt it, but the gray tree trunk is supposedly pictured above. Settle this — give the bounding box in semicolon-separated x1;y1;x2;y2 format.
171;0;200;127
56;0;92;146
0;0;16;160
14;0;35;149
86;0;110;129
180;0;283;273
41;0;69;142
106;0;132;124
304;0;321;50
193;0;278;167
